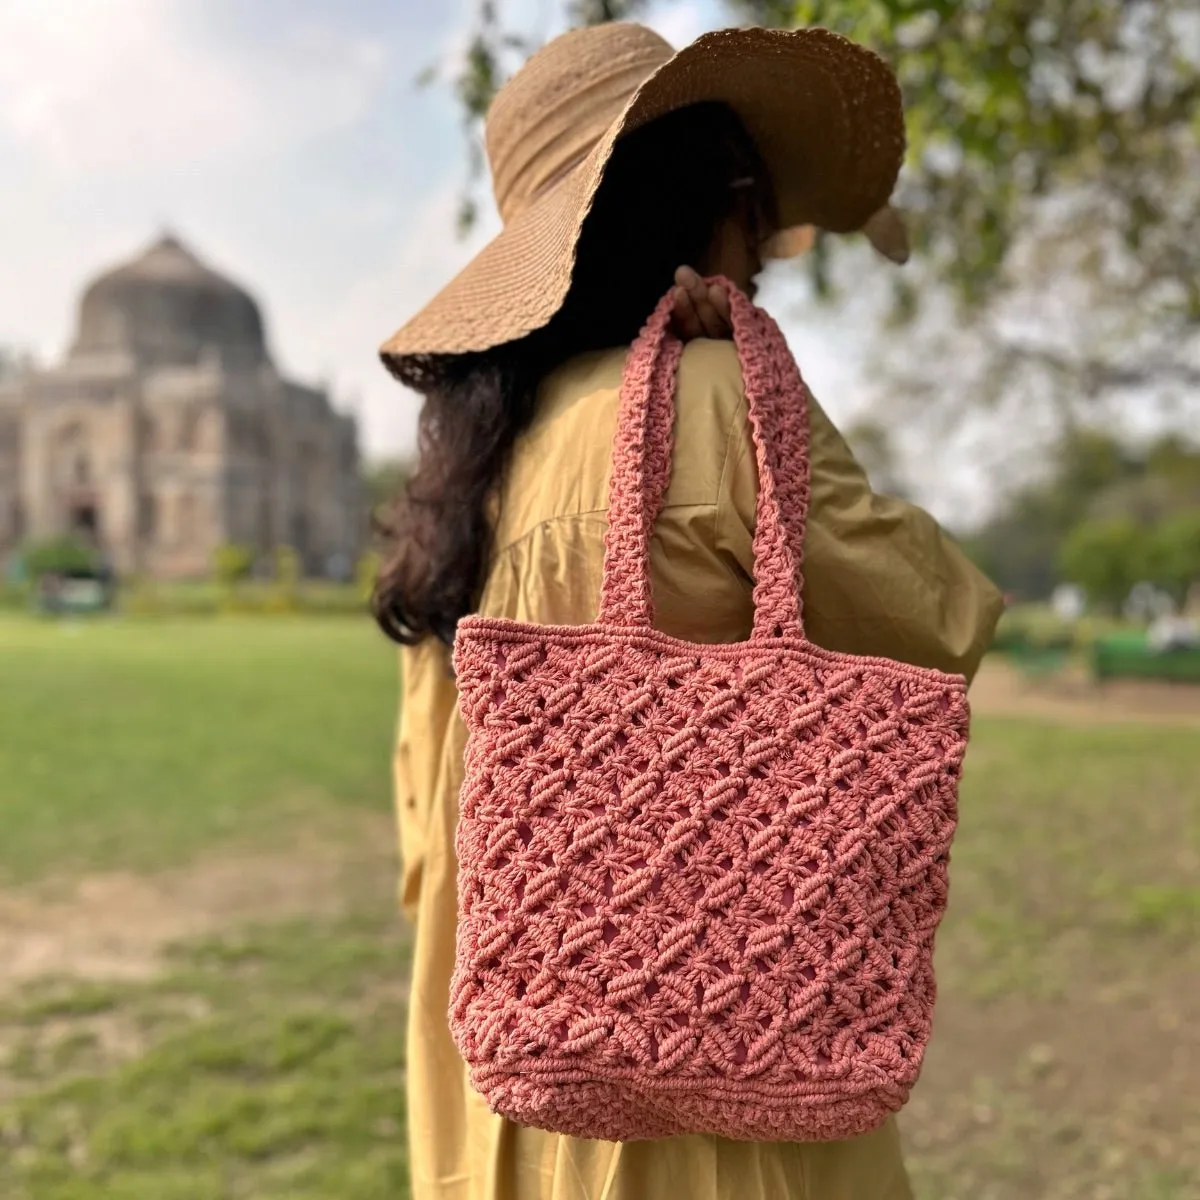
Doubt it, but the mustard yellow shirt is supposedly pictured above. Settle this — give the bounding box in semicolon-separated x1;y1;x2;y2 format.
394;339;1004;1200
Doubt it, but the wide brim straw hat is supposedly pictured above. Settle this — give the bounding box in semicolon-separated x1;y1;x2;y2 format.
381;22;909;366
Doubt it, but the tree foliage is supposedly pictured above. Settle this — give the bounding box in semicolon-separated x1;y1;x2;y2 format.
1058;517;1146;612
962;430;1133;599
733;1;1200;316
735;0;1200;441
1152;511;1200;602
967;427;1200;601
447;0;1198;314
1058;512;1200;614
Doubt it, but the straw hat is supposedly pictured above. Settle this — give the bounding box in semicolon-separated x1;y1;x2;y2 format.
382;22;908;363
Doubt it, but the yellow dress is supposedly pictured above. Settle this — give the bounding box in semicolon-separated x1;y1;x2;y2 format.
394;339;1004;1200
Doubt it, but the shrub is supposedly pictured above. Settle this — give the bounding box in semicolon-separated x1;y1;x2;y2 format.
213;543;254;614
991;606;1085;658
22;536;96;578
213;543;254;587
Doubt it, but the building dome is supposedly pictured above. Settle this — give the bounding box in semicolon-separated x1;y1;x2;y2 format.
70;234;269;368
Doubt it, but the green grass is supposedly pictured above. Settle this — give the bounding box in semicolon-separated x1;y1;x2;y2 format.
0;914;410;1200
934;718;1200;1000
903;716;1200;1199
0;615;398;881
1;617;1198;1198
0;614;408;1197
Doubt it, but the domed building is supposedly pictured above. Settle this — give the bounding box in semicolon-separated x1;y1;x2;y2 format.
0;234;362;578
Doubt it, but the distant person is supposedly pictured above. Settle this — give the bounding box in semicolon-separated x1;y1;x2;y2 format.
372;22;1003;1200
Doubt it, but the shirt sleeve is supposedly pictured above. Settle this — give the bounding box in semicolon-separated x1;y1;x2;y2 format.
715;385;1005;682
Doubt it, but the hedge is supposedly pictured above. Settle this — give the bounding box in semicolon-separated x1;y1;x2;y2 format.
1092;633;1200;684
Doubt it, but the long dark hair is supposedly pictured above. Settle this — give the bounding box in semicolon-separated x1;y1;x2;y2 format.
373;102;773;646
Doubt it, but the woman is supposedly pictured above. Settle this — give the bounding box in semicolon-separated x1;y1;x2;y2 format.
374;22;1003;1200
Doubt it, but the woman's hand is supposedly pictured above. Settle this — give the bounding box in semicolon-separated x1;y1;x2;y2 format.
670;266;732;341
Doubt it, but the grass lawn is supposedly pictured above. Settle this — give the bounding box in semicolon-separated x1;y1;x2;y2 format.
0;614;407;1199
904;717;1200;1200
0;915;409;1200
0;616;1198;1198
0;615;398;882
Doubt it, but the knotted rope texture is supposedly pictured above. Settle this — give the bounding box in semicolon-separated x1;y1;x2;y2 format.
450;281;970;1143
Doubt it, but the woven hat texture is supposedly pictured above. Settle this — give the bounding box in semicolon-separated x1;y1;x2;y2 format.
382;22;907;362
449;281;970;1143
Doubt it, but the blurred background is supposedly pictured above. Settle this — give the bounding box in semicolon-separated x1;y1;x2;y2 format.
1;2;1198;1197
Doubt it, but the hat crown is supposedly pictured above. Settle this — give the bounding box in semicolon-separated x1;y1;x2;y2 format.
486;23;673;225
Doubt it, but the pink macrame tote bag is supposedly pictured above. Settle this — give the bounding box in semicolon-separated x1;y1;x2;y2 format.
450;281;969;1144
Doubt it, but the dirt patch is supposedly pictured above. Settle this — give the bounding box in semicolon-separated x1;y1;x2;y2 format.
969;658;1200;727
0;810;397;990
904;957;1200;1198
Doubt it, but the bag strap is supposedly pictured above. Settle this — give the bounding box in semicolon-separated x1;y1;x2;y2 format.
598;277;813;642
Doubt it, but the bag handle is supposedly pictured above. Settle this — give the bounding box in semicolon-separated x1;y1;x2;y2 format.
598;277;812;642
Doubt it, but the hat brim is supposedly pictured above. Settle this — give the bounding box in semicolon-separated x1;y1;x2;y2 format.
381;26;905;363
